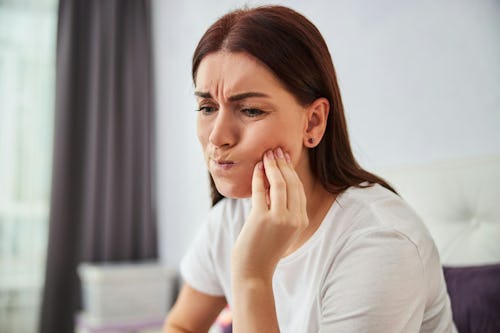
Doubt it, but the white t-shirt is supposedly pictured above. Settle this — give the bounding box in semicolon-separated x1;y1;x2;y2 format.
181;184;457;332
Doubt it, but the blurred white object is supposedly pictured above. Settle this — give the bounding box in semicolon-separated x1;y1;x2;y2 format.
378;155;500;267
77;262;176;326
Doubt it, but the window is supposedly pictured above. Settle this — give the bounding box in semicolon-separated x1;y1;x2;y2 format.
0;0;57;331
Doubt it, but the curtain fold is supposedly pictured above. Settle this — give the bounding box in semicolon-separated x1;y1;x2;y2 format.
40;1;156;332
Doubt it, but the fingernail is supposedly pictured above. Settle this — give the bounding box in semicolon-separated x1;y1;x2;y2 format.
275;147;284;159
266;150;274;159
257;161;264;170
285;152;291;163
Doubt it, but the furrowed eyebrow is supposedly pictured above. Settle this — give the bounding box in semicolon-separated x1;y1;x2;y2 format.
194;91;212;98
194;91;270;101
228;92;270;102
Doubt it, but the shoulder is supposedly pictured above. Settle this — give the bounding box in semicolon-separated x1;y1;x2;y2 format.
339;183;408;215
337;184;431;237
330;183;439;269
180;198;251;296
318;185;449;329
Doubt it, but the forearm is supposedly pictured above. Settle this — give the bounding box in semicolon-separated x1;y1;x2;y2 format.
163;317;191;333
163;325;189;333
163;284;227;333
231;277;280;333
163;326;190;333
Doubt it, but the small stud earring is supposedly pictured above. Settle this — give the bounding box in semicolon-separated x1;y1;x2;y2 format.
308;138;314;144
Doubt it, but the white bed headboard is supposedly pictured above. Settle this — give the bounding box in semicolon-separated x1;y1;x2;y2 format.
378;155;500;267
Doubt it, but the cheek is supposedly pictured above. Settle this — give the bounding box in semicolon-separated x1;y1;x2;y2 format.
246;126;301;157
257;116;303;153
196;120;209;148
254;133;303;160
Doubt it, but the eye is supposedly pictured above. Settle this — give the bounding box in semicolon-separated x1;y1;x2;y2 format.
242;108;265;117
196;106;217;115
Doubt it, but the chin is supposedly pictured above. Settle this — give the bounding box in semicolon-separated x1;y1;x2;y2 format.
214;179;252;199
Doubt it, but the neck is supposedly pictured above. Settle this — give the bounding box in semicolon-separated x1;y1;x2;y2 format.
296;155;335;219
303;174;335;224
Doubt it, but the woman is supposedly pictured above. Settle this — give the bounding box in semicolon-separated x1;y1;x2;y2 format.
164;5;456;333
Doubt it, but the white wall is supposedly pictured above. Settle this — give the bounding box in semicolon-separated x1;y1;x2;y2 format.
152;0;500;267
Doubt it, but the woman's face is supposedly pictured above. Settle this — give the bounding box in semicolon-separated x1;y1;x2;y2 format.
195;51;310;198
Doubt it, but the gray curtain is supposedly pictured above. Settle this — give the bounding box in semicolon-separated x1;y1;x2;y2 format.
40;0;156;332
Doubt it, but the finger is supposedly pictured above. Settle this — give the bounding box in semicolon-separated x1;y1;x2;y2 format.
251;161;267;211
274;148;301;210
263;150;287;212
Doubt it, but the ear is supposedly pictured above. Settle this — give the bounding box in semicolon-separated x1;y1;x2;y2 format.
303;97;329;148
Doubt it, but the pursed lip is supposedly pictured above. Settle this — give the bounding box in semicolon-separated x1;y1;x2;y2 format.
211;158;236;171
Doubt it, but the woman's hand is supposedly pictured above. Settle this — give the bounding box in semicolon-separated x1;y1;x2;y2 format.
231;147;309;280
230;147;308;332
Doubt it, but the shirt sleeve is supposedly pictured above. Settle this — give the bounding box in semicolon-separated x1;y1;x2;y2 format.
180;211;225;297
319;228;427;332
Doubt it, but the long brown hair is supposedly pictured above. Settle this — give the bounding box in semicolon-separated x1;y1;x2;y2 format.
192;5;396;206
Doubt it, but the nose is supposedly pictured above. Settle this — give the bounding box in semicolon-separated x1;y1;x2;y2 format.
208;108;237;148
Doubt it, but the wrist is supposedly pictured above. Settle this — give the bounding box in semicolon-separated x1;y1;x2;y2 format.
230;274;280;333
232;274;272;291
232;267;274;284
231;256;276;282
